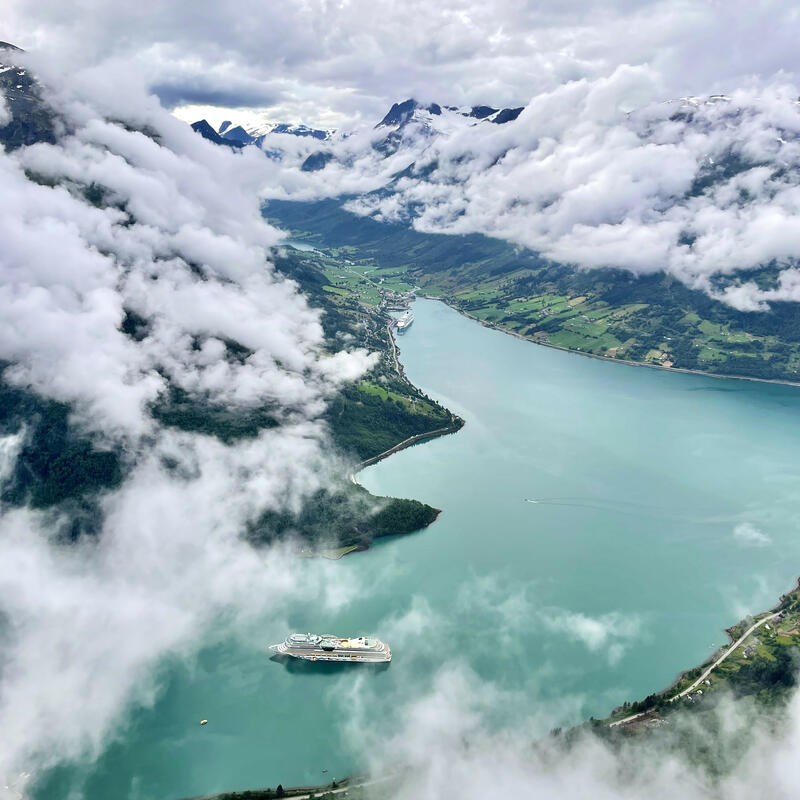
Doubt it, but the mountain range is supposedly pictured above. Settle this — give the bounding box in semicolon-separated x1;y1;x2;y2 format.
191;115;332;150
192;97;525;158
253;89;800;384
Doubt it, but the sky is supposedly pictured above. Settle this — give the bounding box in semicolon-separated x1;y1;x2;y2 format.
6;0;800;128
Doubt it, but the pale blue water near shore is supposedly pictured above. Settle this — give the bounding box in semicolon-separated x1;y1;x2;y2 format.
36;299;800;799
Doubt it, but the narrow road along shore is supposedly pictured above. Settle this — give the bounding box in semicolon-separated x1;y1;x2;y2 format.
386;319;401;375
672;611;781;701
609;610;782;728
433;297;800;391
354;420;464;473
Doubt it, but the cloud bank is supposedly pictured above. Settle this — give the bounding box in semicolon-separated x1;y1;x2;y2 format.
0;50;374;794
8;0;800;128
4;7;800;797
11;1;800;310
356;663;800;800
252;69;800;311
1;57;376;439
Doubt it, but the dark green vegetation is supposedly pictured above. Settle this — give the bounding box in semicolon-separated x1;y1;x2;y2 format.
251;483;439;551
267;199;800;382
252;246;461;551
0;378;122;535
0;245;453;549
328;383;445;460
153;386;281;442
274;247;460;463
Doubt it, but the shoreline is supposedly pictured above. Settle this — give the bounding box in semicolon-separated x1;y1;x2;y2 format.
385;297;800;728
202;296;800;800
352;318;465;473
607;576;800;728
426;296;800;390
319;322;464;560
671;575;800;693
355;418;464;472
358;296;800;715
202;298;800;796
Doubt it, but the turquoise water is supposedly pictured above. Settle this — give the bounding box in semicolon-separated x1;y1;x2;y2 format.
37;299;800;799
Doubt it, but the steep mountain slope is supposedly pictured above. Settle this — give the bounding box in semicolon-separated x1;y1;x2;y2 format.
191;116;333;152
0;43;57;149
191;118;243;148
0;48;451;550
249;86;800;303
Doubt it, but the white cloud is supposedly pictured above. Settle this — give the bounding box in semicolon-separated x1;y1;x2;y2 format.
354;663;800;800
257;74;800;309
733;522;772;547
0;54;374;439
0;56;376;791
541;608;644;666
7;0;800;128
4;11;800;798
0;92;10;128
0;428;26;488
0;428;359;789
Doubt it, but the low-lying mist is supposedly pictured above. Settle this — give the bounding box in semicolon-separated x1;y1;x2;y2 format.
349;659;800;800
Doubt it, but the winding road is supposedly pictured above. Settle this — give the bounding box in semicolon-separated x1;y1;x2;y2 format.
672;611;781;700
609;610;781;728
386;319;401;375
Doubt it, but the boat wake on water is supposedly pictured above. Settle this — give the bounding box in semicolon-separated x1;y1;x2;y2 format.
523;496;738;524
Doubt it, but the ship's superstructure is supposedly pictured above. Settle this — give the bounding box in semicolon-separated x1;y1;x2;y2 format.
396;310;414;333
269;633;392;663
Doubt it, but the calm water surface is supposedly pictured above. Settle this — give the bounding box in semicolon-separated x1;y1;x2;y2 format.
38;299;800;799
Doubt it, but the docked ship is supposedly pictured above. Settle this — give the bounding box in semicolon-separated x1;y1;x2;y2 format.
269;633;392;663
395;310;414;333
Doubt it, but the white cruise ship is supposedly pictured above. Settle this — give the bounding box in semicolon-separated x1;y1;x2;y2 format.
269;633;392;663
396;310;414;333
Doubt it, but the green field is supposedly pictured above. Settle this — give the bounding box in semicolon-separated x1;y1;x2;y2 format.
267;199;800;383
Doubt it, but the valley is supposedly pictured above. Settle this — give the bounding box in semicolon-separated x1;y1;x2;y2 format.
7;19;800;800
267;199;800;384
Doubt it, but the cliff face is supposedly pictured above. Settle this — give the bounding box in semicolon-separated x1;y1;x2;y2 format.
0;43;57;150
